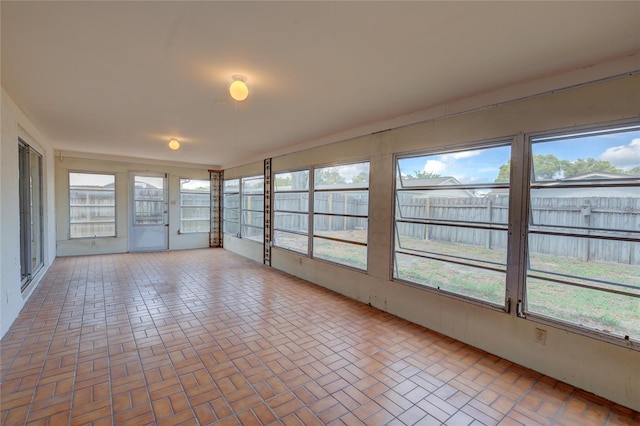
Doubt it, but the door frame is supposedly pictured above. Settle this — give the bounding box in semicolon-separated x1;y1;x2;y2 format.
128;172;169;252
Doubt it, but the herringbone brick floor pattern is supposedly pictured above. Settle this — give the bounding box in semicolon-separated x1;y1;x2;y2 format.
1;249;638;425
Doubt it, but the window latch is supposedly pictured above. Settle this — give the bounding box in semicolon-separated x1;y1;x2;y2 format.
517;300;525;318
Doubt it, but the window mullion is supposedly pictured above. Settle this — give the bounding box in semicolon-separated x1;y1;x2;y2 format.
308;168;315;259
506;133;530;316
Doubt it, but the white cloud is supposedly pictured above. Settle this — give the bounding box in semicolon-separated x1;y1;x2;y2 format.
441;149;484;161
423;159;446;175
599;138;640;169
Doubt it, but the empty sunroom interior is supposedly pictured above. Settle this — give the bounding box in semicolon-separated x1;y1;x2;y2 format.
1;0;640;417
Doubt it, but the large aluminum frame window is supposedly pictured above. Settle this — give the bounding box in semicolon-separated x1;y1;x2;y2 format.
313;162;370;270
241;176;265;242
69;172;116;238
525;123;640;342
179;179;211;233
273;170;310;254
394;143;512;307
223;179;240;235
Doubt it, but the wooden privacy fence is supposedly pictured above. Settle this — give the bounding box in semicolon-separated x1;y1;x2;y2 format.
397;195;640;265
254;191;640;265
274;192;368;232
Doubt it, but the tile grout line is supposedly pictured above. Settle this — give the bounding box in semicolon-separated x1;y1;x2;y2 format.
66;256;91;425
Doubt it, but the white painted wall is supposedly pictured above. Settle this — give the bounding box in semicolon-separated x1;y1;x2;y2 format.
55;154;212;256
1;89;56;338
228;75;640;411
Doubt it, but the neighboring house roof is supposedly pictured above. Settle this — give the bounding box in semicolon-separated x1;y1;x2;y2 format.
397;176;476;198
557;171;636;181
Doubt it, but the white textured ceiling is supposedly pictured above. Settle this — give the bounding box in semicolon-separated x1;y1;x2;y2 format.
2;1;639;169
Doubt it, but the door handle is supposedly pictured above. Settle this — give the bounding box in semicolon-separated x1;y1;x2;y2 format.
164;224;169;227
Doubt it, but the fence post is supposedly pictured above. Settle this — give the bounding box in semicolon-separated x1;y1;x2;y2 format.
582;200;591;262
424;197;430;240
344;193;348;230
328;193;333;230
486;199;493;249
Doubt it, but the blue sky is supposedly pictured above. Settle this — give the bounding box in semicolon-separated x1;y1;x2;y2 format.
398;145;511;184
533;129;640;169
398;128;640;184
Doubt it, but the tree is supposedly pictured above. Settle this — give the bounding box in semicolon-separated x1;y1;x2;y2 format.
315;168;346;186
275;175;292;188
561;158;623;178
495;161;511;183
628;166;640;175
494;154;624;182
351;172;369;184
532;154;563;180
404;170;442;180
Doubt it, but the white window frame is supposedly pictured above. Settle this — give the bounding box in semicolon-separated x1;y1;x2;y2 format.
240;175;265;242
223;178;240;236
311;161;370;271
69;171;116;239
522;120;640;345
273;169;310;255
392;140;513;310
179;178;211;234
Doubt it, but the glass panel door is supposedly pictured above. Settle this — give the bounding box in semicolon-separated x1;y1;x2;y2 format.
18;140;43;291
129;173;169;251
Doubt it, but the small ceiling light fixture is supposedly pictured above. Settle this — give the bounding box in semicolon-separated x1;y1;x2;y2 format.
229;75;249;101
168;138;180;150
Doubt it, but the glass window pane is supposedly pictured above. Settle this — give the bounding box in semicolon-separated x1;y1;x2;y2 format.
395;252;506;305
69;172;116;238
313;215;368;243
274;230;308;254
313;238;367;270
223;208;239;222
530;187;639;233
396;224;507;267
397;191;509;224
241;211;264;227
528;234;640;297
314;162;369;190
134;201;164;225
224;193;240;208
397;145;511;186
394;143;510;306
275;212;308;233
133;176;164;225
180;179;210;233
527;277;639;341
224;179;240;192
531;126;640;183
274;192;309;212
180;179;210;192
242;225;264;242
314;191;368;215
242;176;264;193
224;221;239;235
243;194;264;211
526;124;640;340
181;192;210;206
275;170;309;191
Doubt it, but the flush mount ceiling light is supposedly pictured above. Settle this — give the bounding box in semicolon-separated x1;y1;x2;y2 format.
229;75;249;101
168;138;180;150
